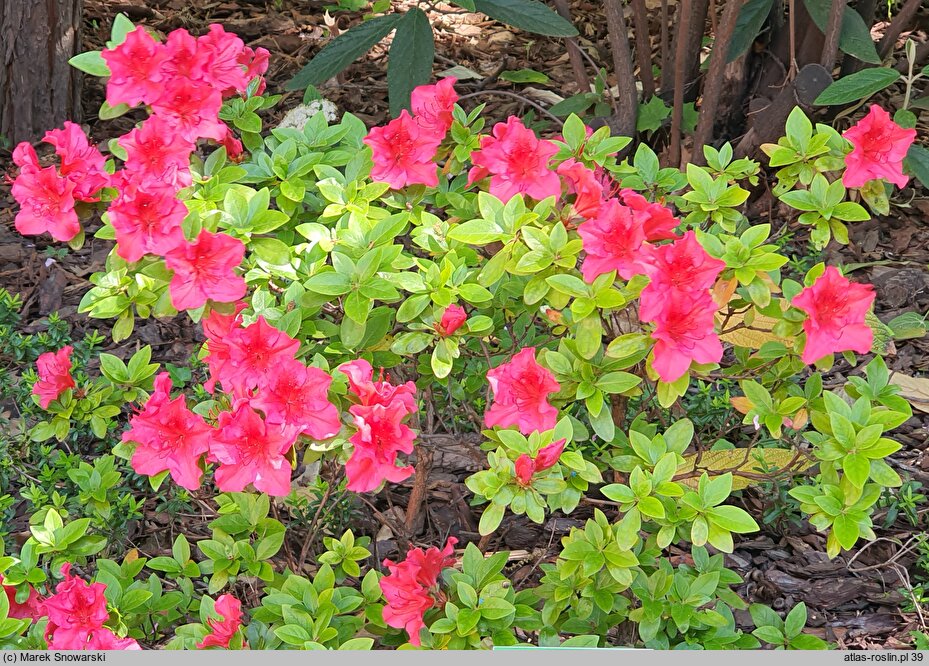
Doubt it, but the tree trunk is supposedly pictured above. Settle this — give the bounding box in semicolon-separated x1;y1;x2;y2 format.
1;0;83;145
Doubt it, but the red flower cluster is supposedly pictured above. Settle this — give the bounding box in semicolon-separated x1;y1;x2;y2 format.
123;311;341;497
339;359;419;493
12;123;108;241
514;439;566;486
11;24;268;312
380;537;457;646
485;347;560;435
577;190;681;283
102;25;265;311
43;564;141;650
32;346;76;409
572;182;724;383
364;78;458;189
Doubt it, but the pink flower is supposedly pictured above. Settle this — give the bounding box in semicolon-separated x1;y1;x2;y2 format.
792;266;875;364
649;290;723;383
33;345;76;409
514;454;535;486
513;439;566;486
163;231;247;311
211;402;296;497
535;438;566;469
381;538;457;646
436;304;467;336
345;402;416;493
411;77;458;138
12;165;80;242
43;564;110;650
118;116;194;189
239;46;270;94
196;25;248;92
249;359;341;440
577;198;649;283
196;594;242;649
338;359;418;416
618;189;680;241
485;347;560;435
150;77;226;143
1;575;44;620
122;372;213;491
404;537;458;588
108;180;187;263
557;158;604;219
469;117;561;202
216;316;300;396
13;142;40;173
842;105;917;189
363;111;442;189
42;122;109;201
86;628;142;650
201;303;248;393
102;26;168;107
159;28;211;81
639;231;725;320
218;126;244;161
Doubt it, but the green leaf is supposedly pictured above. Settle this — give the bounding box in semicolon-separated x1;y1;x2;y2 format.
636;96;670;133
387;9;435;116
904;144;929;189
500;68;550;84
815;68;900;105
447;219;507;244
707;505;759;533
108;13;136;48
69;51;111;77
831;513;859;550
753;625;786;645
784;602;808;638
595;372;641;394
339;638;375;650
803;0;881;64
842;452;870;488
305;272;352;296
574;315;602;360
478;502;506;535
471;0;578;36
286;14;404;90
549;93;599;117
727;0;775;61
251;238;292;266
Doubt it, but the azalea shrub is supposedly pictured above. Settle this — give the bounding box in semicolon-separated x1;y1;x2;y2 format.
3;14;923;651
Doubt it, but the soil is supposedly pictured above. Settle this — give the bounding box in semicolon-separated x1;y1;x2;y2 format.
1;0;928;650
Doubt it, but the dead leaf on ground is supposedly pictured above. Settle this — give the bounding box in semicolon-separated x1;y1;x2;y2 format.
675;448;813;490
716;310;790;350
889;372;929;413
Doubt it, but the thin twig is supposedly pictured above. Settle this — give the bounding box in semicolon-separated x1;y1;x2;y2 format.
693;0;745;162
604;0;639;138
820;0;846;69
669;0;694;166
630;0;656;98
552;0;591;93
457;90;565;126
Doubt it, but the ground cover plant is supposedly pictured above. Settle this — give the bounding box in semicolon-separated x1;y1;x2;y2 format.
1;10;928;651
